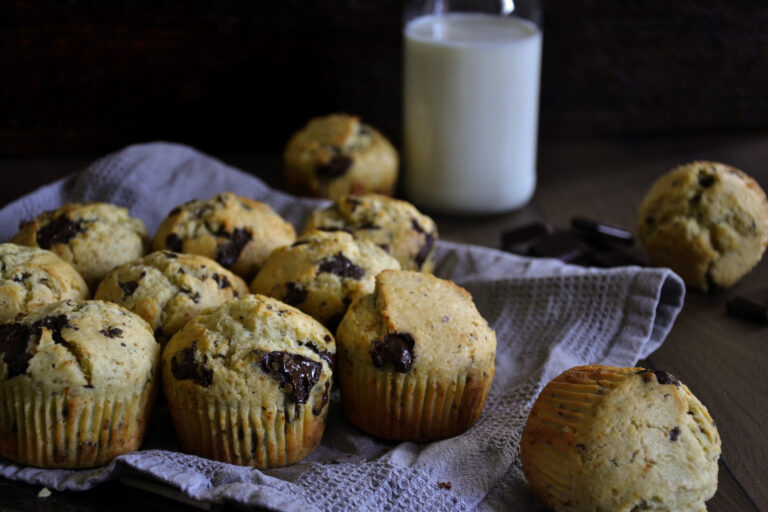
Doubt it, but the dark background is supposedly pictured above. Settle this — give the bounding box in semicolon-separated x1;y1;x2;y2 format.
2;0;768;157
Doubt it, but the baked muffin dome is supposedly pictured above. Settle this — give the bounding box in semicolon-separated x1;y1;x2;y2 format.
250;229;400;329
335;269;495;441
303;194;438;273
284;113;399;200
0;299;159;468
0;243;90;323
638;161;768;291
152;192;296;280
161;294;335;468
95;251;249;343
521;365;721;512
12;202;149;290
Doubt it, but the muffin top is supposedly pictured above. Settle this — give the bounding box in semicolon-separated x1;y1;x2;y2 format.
303;194;438;272
161;294;334;409
95;251;249;342
637;161;768;290
12;202;149;289
0;300;159;393
0;244;90;323
152;192;296;280
521;365;720;512
283;113;398;200
336;270;495;380
250;230;400;328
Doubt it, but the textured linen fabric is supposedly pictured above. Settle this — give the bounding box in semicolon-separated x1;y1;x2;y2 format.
0;142;685;511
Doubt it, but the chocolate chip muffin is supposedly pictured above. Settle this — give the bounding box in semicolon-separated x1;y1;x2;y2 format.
638;161;768;291
152;192;296;280
0;244;90;323
303;194;438;273
284;113;398;200
95;251;249;343
335;269;495;441
250;230;400;329
521;365;720;512
0;300;159;468
12;202;149;290
161;294;334;468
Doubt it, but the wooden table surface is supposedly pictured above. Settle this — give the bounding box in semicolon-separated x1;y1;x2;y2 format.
1;132;766;511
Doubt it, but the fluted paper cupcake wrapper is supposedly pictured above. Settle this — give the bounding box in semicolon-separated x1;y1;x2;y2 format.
165;385;328;469
0;380;155;469
340;363;493;442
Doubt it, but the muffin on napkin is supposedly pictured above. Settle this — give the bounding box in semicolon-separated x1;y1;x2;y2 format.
304;194;438;273
335;269;496;441
0;299;159;468
284;113;399;200
153;192;296;280
13;202;149;290
95;251;249;343
521;365;720;512
0;243;90;323
161;294;335;468
250;229;400;329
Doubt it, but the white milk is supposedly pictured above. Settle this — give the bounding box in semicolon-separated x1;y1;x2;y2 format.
404;13;542;214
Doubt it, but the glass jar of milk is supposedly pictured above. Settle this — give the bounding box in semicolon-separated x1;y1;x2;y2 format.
404;0;542;214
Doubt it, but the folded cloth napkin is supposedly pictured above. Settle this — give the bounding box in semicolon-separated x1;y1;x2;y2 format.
0;142;685;511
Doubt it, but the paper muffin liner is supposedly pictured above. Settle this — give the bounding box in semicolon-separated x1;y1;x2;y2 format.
340;362;493;442
0;379;156;469
520;366;636;507
164;383;329;469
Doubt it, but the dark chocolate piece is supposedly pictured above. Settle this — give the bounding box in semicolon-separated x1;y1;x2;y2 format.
528;231;591;263
33;314;69;345
652;370;680;387
169;206;182;216
571;216;634;246
100;327;123;338
291;240;311;248
318;252;365;280
500;222;551;253
283;282;307;306
119;281;139;296
587;250;645;268
165;234;183;252
316;155;353;180
36;216;83;249
0;323;33;378
371;332;414;373
211;273;231;289
170;343;213;387
318;226;353;234
699;174;715;188
411;218;436;269
299;341;335;369
313;380;331;416
726;295;768;325
215;228;253;268
260;351;322;404
669;426;681;441
12;272;30;283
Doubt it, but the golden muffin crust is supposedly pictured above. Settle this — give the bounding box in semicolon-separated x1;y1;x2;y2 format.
250;229;400;329
284;113;399;200
638;161;768;290
95;250;249;343
152;192;296;280
12;202;149;290
0;243;89;323
303;194;438;273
